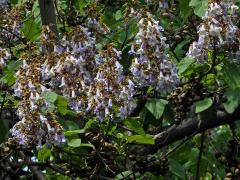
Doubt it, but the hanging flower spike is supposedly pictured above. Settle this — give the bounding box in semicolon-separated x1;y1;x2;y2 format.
45;25;98;113
10;31;64;148
130;12;178;93
87;44;136;121
187;0;240;63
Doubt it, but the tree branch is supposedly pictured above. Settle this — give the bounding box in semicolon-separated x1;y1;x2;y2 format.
38;0;58;36
144;108;240;154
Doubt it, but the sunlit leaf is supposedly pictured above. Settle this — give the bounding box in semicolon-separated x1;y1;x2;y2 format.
68;138;81;147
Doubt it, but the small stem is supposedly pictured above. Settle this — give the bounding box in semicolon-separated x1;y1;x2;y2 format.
196;131;205;180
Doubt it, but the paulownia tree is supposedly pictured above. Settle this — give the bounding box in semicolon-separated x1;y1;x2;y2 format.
0;0;240;179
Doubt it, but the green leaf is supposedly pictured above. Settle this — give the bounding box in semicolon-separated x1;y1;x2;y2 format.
145;99;168;120
32;0;41;24
178;57;195;75
223;89;240;114
0;71;16;85
7;60;22;71
114;10;122;20
195;98;213;113
128;135;155;145
64;121;79;130
179;0;192;20
84;119;94;130
123;117;145;135
222;63;240;90
75;0;88;10
174;39;191;59
169;159;186;179
44;92;58;103
38;145;52;161
80;143;95;149
115;171;132;180
202;73;216;87
68;138;81;147
11;0;19;4
189;0;208;17
107;124;117;135
101;8;118;29
56;96;68;115
21;15;41;41
64;129;85;136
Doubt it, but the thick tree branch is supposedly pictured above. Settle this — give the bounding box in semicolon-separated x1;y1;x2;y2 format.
38;0;58;35
144;108;240;154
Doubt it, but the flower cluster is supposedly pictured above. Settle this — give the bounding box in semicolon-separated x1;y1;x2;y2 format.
9;10;179;148
187;0;240;63
130;12;178;92
0;7;22;42
0;48;10;68
41;25;98;113
87;45;136;120
12;53;65;147
10;23;134;147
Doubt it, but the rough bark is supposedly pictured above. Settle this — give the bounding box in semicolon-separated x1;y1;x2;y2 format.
38;0;58;35
144;108;240;154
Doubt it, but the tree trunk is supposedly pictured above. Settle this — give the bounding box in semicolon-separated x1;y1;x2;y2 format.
38;0;58;36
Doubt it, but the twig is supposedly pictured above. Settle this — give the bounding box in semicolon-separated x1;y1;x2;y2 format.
196;131;205;180
0;26;25;42
0;91;7;120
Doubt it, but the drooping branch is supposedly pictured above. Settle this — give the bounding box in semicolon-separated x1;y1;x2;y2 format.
144;108;240;154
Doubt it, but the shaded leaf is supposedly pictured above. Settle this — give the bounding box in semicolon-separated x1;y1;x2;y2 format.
178;57;195;75
169;159;186;179
21;15;41;41
222;63;240;90
145;99;168;120
195;98;213;113
223;89;240;114
123;117;145;135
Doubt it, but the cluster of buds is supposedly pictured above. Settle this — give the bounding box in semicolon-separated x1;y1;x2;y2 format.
11;53;65;148
130;12;178;92
187;0;240;63
87;45;136;121
0;48;10;68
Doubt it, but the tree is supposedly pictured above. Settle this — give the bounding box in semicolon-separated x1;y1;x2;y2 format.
0;0;240;179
